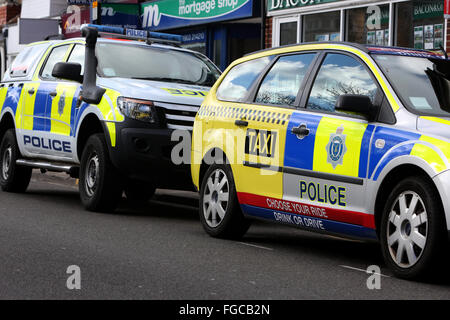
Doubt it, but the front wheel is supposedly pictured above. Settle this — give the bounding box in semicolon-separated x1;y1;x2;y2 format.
79;134;122;212
199;164;250;239
380;176;448;279
0;129;32;192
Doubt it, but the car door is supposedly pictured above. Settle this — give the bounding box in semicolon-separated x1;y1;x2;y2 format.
22;43;81;160
283;52;381;237
215;52;318;215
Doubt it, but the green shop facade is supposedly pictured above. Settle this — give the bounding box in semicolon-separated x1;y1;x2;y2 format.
267;0;447;52
141;0;263;70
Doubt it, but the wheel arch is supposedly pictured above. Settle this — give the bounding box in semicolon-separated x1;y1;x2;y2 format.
199;147;232;188
75;113;106;162
0;111;16;144
373;162;445;238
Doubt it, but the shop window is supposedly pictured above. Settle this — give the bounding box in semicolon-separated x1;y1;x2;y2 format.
307;53;378;113
303;11;340;43
216;56;273;102
396;1;444;50
255;53;316;106
347;4;390;46
280;21;298;46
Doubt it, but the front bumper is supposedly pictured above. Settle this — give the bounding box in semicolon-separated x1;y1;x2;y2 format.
107;118;194;191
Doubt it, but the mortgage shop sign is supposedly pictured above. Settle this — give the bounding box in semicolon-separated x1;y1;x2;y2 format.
141;0;254;30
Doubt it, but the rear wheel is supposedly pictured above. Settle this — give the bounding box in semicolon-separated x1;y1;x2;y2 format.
199;164;250;239
79;134;122;212
380;176;447;279
0;129;32;192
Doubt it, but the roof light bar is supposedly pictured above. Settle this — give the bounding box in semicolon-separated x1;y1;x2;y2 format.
81;24;183;44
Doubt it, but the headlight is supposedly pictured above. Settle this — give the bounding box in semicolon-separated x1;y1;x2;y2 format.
117;97;156;123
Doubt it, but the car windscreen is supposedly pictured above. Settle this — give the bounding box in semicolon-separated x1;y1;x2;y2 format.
373;54;450;116
96;42;221;87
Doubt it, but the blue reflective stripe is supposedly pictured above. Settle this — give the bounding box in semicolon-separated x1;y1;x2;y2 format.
3;86;23;115
372;143;416;181
284;112;322;171
368;127;421;180
70;87;81;136
358;124;375;178
240;204;377;240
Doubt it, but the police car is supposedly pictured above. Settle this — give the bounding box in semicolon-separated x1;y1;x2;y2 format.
0;25;220;212
191;42;450;279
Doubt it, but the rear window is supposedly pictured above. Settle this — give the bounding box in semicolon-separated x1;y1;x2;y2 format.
9;43;48;78
216;56;274;102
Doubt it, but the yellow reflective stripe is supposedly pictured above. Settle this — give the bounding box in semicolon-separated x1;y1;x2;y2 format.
97;89;124;122
21;83;40;130
0;86;8;112
312;117;367;177
105;122;116;147
411;135;450;173
420;116;450;126
49;83;78;136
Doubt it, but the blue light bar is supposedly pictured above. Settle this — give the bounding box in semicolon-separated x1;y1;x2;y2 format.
81;24;183;44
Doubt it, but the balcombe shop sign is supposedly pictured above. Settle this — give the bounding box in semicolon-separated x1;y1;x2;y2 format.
268;0;342;12
141;0;253;30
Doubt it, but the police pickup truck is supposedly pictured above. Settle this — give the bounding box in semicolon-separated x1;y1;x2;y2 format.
0;25;220;212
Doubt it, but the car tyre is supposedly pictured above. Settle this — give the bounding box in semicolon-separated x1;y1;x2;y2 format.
199;164;250;239
380;176;448;279
79;134;122;212
0;129;32;192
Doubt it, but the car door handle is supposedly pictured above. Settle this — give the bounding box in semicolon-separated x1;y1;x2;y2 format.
292;125;310;138
28;89;35;95
235;119;248;127
49;91;57;97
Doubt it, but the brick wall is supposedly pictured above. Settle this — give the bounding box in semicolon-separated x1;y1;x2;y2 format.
0;3;21;27
265;17;272;49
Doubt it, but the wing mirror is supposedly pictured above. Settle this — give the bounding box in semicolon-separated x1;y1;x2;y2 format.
335;94;377;121
52;62;83;83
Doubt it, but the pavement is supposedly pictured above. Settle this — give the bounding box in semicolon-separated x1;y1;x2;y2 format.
0;170;450;299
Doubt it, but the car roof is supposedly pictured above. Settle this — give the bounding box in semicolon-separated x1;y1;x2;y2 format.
245;41;446;60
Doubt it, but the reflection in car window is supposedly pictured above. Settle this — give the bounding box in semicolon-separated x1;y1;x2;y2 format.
9;43;47;78
67;44;85;75
41;45;70;80
216;56;273;102
307;53;378;112
256;54;315;106
373;55;450;116
96;42;220;87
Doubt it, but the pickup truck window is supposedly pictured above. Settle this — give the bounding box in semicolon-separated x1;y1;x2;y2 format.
40;45;70;80
9;44;47;78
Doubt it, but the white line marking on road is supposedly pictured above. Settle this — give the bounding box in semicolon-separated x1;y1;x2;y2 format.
339;265;391;278
239;242;273;251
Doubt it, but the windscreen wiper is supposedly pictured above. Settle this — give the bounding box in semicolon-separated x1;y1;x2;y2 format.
131;77;197;85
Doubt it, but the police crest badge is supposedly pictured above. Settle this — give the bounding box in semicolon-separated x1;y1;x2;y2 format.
326;126;347;169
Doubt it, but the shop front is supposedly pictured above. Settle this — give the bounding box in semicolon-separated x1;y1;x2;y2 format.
268;0;447;52
140;0;262;70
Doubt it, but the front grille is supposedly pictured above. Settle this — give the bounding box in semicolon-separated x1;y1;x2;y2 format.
154;101;199;130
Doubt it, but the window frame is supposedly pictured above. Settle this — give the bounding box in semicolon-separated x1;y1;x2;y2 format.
298;50;386;122
215;55;276;104
247;51;320;109
38;44;73;82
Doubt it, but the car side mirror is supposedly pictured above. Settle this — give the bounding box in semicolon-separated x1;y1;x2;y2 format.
335;94;377;121
52;62;83;83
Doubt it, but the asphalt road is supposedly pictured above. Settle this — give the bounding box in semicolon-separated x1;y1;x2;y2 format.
1;171;450;300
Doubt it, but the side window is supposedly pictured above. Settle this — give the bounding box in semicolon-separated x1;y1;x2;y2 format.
255;53;316;106
67;44;85;75
216;56;273;102
40;45;70;80
307;53;378;113
9;44;46;78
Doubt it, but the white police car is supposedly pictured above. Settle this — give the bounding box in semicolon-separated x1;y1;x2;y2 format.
0;25;220;212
